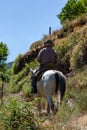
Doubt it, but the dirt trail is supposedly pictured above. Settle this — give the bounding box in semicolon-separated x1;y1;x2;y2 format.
71;114;87;130
41;114;87;130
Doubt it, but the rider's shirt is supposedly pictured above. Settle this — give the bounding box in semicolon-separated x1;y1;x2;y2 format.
37;46;57;65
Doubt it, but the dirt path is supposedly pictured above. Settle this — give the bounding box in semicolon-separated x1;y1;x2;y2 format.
41;114;87;130
71;114;87;130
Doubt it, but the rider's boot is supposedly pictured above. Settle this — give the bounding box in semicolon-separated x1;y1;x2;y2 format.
31;76;37;93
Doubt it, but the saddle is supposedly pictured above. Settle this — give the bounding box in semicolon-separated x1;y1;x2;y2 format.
35;68;49;81
35;63;55;80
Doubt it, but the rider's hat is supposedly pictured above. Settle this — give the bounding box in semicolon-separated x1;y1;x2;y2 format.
44;39;54;47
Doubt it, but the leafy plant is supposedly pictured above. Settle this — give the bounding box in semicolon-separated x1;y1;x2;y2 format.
30;40;42;50
0;42;9;66
0;98;39;130
57;0;87;24
11;54;23;75
70;27;87;70
22;82;32;97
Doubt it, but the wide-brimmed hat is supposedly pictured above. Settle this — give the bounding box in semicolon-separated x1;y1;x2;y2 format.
44;40;54;47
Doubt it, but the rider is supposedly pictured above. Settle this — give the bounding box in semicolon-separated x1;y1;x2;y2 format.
37;39;58;69
32;39;58;93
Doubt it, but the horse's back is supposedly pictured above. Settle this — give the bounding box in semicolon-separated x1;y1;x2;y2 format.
37;70;66;97
37;70;57;97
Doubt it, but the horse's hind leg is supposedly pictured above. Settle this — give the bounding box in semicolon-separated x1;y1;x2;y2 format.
47;102;50;114
47;96;54;114
57;90;61;111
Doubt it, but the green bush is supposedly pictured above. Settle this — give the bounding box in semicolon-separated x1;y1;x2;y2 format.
22;82;32;97
70;27;87;70
70;43;82;69
55;41;70;73
11;54;23;75
57;0;87;24
0;98;39;130
30;40;42;50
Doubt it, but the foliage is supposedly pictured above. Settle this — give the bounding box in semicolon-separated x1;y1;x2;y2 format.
30;40;42;50
11;54;23;74
70;43;82;69
0;72;9;82
0;42;10;84
9;64;30;93
70;27;87;70
22;82;32;97
27;59;39;70
57;0;87;23
0;42;8;64
54;41;70;73
57;14;87;40
9;60;39;93
0;98;40;130
64;13;87;28
77;13;87;25
66;67;87;110
0;42;9;72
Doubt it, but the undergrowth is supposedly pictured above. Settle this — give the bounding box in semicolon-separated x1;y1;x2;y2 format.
0;98;44;130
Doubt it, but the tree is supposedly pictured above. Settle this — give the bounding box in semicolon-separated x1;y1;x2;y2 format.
0;42;9;72
0;42;9;83
82;0;87;6
57;0;87;24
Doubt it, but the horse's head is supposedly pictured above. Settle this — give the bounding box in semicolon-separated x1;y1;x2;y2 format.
30;68;34;76
29;68;34;84
30;68;37;93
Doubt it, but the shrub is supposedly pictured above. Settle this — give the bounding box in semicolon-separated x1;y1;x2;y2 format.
70;43;83;69
0;98;39;130
57;0;87;24
22;82;32;97
30;40;42;50
70;27;87;70
11;54;23;75
55;41;70;73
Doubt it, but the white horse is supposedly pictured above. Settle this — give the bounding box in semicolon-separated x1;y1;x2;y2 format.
30;69;66;115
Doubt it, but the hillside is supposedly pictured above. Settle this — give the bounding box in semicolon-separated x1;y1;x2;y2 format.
0;14;87;130
11;14;87;75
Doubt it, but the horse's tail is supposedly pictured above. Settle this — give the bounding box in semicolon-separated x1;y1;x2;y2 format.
55;72;66;100
55;72;59;93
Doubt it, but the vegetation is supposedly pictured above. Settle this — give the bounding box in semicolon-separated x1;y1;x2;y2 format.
11;54;23;75
57;0;87;23
0;2;87;129
0;42;9;71
0;98;40;130
0;42;9;87
0;42;9;74
30;40;43;50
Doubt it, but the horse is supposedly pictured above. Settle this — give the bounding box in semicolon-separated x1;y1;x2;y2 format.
30;69;66;115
